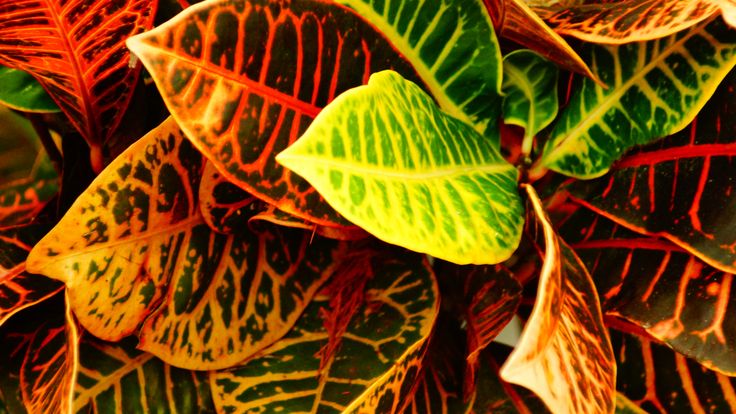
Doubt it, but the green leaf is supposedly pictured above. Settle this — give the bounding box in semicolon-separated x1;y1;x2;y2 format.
277;71;523;265
0;66;60;113
210;250;438;413
333;0;503;141
502;50;559;154
540;17;736;178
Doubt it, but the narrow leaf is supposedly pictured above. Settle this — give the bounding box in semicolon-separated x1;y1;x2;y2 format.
540;17;736;178
0;0;157;147
278;70;523;265
211;251;438;413
0;66;59;113
126;0;422;227
500;185;615;414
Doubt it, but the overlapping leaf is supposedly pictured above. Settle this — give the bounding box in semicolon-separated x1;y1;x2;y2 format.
568;69;736;273
500;185;615;414
333;0;503;140
534;0;720;44
127;0;423;227
0;66;59;113
612;329;736;413
278;71;523;265
539;17;736;178
211;251;438;413
559;205;736;375
26;117;347;370
0;0;156;152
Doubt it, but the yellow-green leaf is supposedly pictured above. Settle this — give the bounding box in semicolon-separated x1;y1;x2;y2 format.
277;70;522;265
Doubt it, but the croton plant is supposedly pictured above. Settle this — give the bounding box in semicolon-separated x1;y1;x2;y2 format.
1;0;735;412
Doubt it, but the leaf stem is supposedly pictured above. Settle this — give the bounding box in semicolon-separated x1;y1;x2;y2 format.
520;132;534;159
28;113;62;176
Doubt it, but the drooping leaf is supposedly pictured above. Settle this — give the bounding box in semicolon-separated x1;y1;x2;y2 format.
278;70;523;265
0;107;58;227
74;336;215;413
333;0;503;141
0;0;157;150
210;250;438;413
611;329;736;413
500;185;615;414
0;66;59;113
568;69;736;273
126;0;423;228
534;0;720;44
559;205;736;375
539;17;736;179
501;50;559;153
27;117;347;370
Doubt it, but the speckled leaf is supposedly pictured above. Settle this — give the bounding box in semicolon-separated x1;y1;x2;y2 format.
26;117;347;370
333;0;503;141
211;251;438;413
126;0;423;228
540;17;736;179
0;0;156;151
0;66;59;113
500;185;615;414
534;0;720;43
568;70;736;274
278;71;523;265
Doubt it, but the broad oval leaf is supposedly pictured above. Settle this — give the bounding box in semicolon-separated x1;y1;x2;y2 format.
539;17;736;179
0;66;59;113
0;0;156;148
334;0;503;140
211;251;438;413
500;185;615;414
278;71;523;265
535;0;720;44
26;117;346;370
568;69;736;273
126;0;423;228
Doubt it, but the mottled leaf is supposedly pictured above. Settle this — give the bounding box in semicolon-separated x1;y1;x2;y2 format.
568;70;736;273
27;117;347;370
500;185;615;414
0;0;156;150
199;160;259;234
278;70;523;265
126;0;423;227
0;66;59;113
539;17;736;178
211;250;438;413
334;0;503;141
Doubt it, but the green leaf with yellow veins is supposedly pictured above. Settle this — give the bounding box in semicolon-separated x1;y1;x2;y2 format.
277;70;523;265
26;117;347;370
540;17;736;178
502;50;559;155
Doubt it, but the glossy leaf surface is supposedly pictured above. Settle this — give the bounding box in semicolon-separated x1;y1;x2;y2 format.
334;0;503;139
127;0;422;227
568;70;736;273
540;18;736;178
278;71;523;265
501;185;615;414
560;206;736;375
502;50;559;142
0;0;156;146
27;118;346;370
0;66;59;113
535;0;720;44
211;251;438;413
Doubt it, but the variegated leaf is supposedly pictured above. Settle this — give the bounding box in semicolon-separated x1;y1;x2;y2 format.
500;185;615;414
0;66;59;113
539;17;736;179
211;250;438;413
127;0;423;227
26;117;346;370
0;0;156;157
333;0;503;141
248;204;369;240
278;70;523;265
